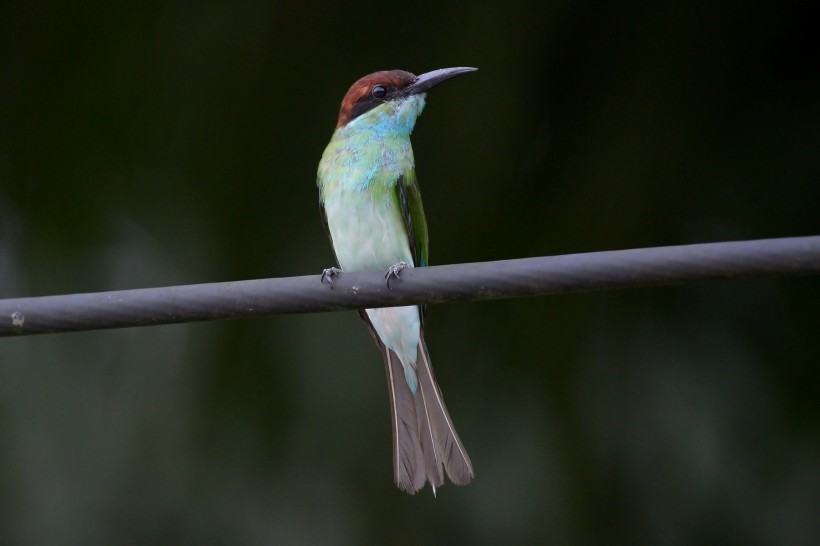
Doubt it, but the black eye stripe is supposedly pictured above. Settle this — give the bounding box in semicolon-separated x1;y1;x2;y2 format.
349;97;380;120
347;84;398;122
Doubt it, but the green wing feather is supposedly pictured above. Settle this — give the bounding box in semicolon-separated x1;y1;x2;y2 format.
396;171;429;322
396;171;428;269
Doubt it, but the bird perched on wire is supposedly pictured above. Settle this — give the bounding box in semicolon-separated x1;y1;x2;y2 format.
317;67;476;494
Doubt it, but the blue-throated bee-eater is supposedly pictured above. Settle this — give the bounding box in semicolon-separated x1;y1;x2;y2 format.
317;67;476;494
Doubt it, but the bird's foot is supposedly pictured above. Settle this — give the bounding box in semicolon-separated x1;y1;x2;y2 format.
321;266;342;288
385;261;410;289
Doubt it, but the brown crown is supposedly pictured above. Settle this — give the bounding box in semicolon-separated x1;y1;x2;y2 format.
336;70;416;128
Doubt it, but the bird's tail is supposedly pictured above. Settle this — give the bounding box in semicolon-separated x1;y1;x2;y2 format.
383;338;474;494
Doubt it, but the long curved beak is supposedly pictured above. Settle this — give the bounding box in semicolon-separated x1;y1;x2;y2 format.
403;67;477;96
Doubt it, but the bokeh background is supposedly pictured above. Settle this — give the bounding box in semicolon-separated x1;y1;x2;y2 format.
1;1;819;544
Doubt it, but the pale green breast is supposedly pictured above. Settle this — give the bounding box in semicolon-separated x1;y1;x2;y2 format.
322;183;414;271
316;97;427;380
318;117;417;272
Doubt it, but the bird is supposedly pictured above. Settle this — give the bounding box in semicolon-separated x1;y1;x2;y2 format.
317;67;476;494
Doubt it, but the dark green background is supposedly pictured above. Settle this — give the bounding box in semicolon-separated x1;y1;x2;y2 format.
1;1;818;544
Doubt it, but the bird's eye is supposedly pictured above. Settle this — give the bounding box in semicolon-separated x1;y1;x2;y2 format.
371;85;387;99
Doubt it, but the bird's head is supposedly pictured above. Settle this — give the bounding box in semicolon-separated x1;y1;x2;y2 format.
334;67;477;132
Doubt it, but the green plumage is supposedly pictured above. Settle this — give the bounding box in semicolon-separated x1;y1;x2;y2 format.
317;68;475;494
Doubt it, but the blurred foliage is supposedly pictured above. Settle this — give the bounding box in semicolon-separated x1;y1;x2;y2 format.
1;1;819;544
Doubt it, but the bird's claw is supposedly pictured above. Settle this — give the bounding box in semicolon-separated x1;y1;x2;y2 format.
321;266;342;288
385;261;409;289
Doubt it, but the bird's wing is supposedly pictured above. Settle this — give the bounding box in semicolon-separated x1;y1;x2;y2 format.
396;171;429;322
396;171;429;269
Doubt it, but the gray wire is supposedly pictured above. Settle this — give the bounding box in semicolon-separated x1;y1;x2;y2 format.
1;236;818;337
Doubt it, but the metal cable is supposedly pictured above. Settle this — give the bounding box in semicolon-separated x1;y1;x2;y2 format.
1;236;818;337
